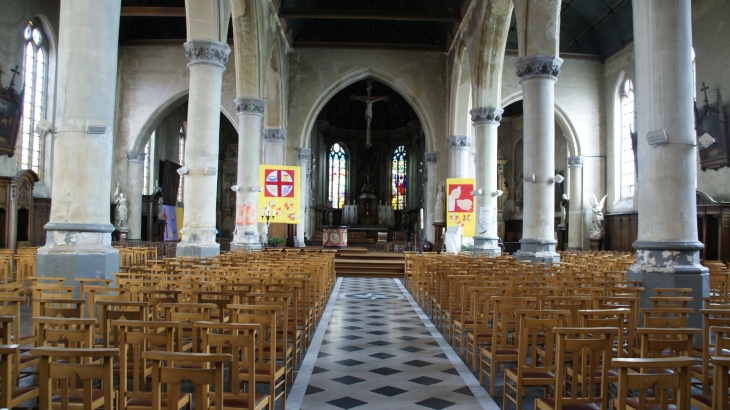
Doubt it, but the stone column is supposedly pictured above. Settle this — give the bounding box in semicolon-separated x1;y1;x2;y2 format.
567;156;584;250
424;152;438;243
471;108;503;255
447;136;471;178
513;55;563;264
126;150;145;241
629;0;707;328
230;98;265;252
175;40;231;257
263;128;286;165
297;148;311;246
36;0;121;291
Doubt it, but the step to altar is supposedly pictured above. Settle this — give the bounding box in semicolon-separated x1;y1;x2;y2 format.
335;248;405;277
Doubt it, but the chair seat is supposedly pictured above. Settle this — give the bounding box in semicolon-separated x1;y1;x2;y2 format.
691;393;713;407
522;370;555;379
626;398;677;410
210;394;269;409
19;353;36;364
484;348;519;355
536;398;600;410
52;389;105;403
691;364;712;377
11;385;37;399
126;393;190;408
240;363;287;378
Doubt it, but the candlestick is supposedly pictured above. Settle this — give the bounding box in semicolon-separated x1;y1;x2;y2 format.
419;208;424;229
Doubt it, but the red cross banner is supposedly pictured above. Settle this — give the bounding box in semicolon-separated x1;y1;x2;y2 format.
258;165;300;224
446;178;475;237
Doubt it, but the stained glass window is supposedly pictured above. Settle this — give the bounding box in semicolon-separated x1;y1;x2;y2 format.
620;78;635;199
328;143;347;208
17;22;47;174
391;145;407;210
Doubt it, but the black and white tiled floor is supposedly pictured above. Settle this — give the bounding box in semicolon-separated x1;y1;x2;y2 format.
287;278;498;409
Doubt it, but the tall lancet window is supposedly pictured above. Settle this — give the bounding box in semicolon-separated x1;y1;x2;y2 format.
328;143;347;208
17;22;47;174
391;145;407;210
177;123;186;204
620;78;636;199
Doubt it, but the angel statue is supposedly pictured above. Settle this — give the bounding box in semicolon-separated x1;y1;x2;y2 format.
590;194;608;238
114;182;128;228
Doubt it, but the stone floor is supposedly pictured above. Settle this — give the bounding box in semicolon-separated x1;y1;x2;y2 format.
287;277;499;410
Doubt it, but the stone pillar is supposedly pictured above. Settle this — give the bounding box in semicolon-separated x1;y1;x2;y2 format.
297;148;311;246
567;156;584;250
513;55;563;264
175;40;231;257
36;0;121;291
470;108;503;256
447;136;471;178
424;152;438;243
230;98;265;252
126;150;145;241
629;0;708;328
263;128;286;165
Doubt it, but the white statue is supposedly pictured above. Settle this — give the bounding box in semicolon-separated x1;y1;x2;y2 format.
114;183;128;228
590;193;608;238
434;182;446;222
157;197;164;220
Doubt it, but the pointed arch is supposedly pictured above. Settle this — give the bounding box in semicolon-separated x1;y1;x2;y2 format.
451;42;473;136
298;68;435;152
264;40;284;129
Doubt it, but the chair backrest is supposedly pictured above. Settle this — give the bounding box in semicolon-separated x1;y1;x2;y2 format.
31;316;96;349
490;297;537;349
515;310;569;378
637;328;700;358
196;321;269;409
32;346;118;410
578;308;630;357
549;327;615;409
143;350;231;410
712;355;730;410
641;308;693;328
96;300;148;347
612;357;697;410
36;298;85;318
161;302;215;352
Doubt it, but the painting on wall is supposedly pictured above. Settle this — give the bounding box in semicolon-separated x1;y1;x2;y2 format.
161;205;178;241
0;67;24;157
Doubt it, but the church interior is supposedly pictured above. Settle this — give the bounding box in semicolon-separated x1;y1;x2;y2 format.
1;0;730;409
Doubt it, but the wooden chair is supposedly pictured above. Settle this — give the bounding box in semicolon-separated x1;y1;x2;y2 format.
160;302;215;352
196;321;271;410
32;346;118;410
466;288;505;370
534;327;615;410
142;351;231;410
0;344;39;409
612;357;697;410
504;309;568;410
230;305;287;410
114;320;188;410
96;300;148;347
712;355;730;410
480;296;537;395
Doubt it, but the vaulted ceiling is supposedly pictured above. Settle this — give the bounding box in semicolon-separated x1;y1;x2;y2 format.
119;0;634;57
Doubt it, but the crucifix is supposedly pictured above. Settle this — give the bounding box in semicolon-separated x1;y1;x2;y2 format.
9;65;21;90
350;79;389;149
701;82;710;105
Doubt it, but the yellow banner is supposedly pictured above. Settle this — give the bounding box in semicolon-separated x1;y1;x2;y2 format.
446;178;475;237
258;165;300;224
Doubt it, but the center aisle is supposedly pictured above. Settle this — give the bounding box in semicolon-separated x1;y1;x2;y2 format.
287;277;499;410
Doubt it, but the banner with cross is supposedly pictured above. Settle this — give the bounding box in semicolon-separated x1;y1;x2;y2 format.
446;178;475;237
258;165;300;224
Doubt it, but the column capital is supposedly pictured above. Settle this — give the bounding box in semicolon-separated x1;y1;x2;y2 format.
447;135;472;150
235;97;265;116
263;128;286;144
515;54;563;82
184;40;231;69
297;148;311;162
424;152;438;165
568;156;584;167
126;150;145;163
470;107;503;125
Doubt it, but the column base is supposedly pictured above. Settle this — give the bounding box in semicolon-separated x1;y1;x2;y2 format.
514;238;560;264
37;246;119;298
230;242;263;253
627;245;708;333
176;242;220;258
472;236;501;257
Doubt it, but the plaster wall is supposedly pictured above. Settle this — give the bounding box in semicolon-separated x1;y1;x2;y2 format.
0;0;59;187
501;55;605;249
286;48;448;239
604;43;637;214
693;0;730;201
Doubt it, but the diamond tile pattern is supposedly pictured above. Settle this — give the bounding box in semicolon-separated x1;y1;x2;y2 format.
298;277;487;409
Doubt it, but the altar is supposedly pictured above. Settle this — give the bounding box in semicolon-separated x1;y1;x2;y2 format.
347;226;388;247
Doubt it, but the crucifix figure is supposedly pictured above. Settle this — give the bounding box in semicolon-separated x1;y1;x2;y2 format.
9;65;21;90
350;79;389;149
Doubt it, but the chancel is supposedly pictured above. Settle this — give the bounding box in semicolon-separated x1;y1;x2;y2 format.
1;0;729;409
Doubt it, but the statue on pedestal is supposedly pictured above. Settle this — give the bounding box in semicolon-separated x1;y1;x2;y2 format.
590;194;607;238
114;183;128;228
434;182;445;223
